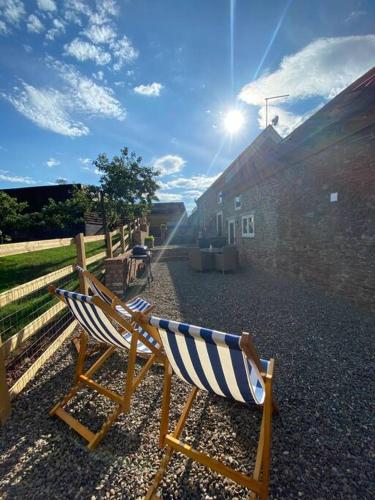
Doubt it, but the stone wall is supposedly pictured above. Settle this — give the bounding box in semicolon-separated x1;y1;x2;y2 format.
196;123;375;309
105;251;145;297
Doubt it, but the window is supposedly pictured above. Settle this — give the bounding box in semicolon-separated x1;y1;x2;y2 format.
217;191;223;204
234;194;242;210
242;214;255;238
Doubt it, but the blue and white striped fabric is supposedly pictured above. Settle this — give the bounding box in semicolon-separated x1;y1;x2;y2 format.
76;266;152;317
76;266;113;305
115;297;152;318
150;316;269;405
56;288;157;355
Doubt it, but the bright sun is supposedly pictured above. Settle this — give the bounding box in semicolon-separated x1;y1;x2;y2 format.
224;109;245;134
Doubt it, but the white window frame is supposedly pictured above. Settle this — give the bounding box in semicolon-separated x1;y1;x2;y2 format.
234;194;242;211
217;191;223;205
216;211;223;236
241;213;255;238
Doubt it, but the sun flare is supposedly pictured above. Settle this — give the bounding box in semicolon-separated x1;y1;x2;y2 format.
224;110;245;134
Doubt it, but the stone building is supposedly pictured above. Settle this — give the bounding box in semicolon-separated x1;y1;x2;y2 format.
195;67;375;309
149;202;187;241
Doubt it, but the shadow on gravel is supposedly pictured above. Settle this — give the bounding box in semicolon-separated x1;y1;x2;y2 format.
161;260;375;498
0;340;164;499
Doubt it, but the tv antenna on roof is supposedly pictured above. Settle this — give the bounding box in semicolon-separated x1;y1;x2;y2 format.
271;115;279;127
265;94;289;128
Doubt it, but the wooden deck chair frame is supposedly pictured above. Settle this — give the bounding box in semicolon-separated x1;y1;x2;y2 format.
146;331;278;500
76;266;156;322
74;266;155;357
48;285;163;450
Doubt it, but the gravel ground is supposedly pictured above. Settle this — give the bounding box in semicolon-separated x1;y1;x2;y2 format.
1;261;374;499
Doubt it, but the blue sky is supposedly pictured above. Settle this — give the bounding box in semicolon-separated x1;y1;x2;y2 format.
0;0;374;211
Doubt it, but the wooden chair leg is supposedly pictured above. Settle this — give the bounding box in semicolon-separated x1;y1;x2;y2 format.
87;404;123;450
146;386;198;497
75;330;88;382
260;378;273;499
159;361;172;448
123;330;139;413
145;447;174;499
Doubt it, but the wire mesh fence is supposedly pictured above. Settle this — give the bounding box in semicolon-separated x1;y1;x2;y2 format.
2;258;107;387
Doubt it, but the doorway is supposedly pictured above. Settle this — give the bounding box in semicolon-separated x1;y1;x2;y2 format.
228;218;235;245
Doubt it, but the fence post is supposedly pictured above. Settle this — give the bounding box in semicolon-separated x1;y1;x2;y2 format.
120;224;126;254
106;231;113;258
75;233;88;295
0;340;11;425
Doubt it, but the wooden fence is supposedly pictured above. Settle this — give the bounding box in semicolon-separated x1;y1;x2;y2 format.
0;220;141;425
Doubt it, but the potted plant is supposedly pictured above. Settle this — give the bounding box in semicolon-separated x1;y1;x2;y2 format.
145;235;155;248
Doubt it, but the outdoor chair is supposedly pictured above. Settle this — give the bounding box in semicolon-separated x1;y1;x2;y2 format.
188;247;214;272
214;245;238;273
145;316;278;500
48;286;163;450
76;266;154;320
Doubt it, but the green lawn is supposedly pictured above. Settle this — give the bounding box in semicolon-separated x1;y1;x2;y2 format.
0;235;119;341
0;260;104;341
0;238;122;294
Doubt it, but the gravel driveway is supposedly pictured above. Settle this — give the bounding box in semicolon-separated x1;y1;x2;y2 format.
1;261;374;499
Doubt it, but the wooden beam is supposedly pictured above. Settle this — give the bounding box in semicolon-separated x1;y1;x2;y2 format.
165;435;263;494
0;264;75;308
9;320;77;399
83;234;105;243
0;237;75;257
0;336;11;425
86;251;106;266
54;407;95;442
75;233;88;295
1;301;66;359
112;240;121;253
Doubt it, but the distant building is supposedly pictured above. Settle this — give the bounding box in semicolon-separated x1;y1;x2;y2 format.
2;183;103;239
195;67;375;309
3;183;83;213
149;202;188;241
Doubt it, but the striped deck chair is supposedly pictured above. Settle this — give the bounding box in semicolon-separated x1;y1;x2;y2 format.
76;266;154;320
145;316;278;500
48;286;162;450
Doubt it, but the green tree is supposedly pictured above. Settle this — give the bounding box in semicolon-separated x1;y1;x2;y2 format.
38;186;95;231
0;192;28;238
94;147;159;227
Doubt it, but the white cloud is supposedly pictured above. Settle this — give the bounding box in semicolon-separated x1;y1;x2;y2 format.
64;38;111;65
345;10;366;24
134;82;163;96
64;0;91;17
257;103;325;137
3;59;125;136
27;14;44;33
37;0;56;11
156;192;183;202
0;0;25;25
3;83;89;137
92;70;104;80
59;64;125;120
0;169;36;184
99;0;118;17
0;20;8;34
238;35;375;106
163;174;219;190
46;18;65;40
110;35;138;69
79;157;91;164
46;157;60;167
84;23;116;44
153;155;185;177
